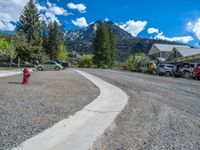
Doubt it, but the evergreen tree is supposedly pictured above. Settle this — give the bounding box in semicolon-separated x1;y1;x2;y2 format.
108;28;116;68
93;22;111;68
47;21;65;60
16;0;42;46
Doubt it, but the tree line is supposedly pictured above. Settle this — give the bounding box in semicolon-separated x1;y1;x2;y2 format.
0;0;146;71
0;0;68;67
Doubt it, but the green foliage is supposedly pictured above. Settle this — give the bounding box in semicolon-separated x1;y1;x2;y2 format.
0;38;11;55
0;38;17;66
15;40;43;61
93;22;116;68
16;0;42;46
15;0;43;62
108;28;116;67
6;43;17;66
56;44;68;61
79;54;93;68
125;52;147;71
47;21;65;60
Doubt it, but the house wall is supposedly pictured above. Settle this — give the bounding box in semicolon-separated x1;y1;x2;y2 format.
160;51;170;58
148;46;159;55
176;54;200;63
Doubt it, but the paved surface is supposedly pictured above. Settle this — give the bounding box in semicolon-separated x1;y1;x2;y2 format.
0;70;22;78
12;70;128;150
0;70;99;150
79;69;200;150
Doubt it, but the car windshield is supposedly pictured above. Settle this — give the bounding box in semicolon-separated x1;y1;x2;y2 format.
166;65;173;68
44;62;55;65
159;65;164;68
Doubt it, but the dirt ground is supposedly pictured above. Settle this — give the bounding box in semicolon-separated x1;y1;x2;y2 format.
0;69;99;150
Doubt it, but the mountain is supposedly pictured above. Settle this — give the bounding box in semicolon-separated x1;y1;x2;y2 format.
65;20;181;61
66;20;133;42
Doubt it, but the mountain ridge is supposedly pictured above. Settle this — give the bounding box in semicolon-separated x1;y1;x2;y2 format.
65;20;183;61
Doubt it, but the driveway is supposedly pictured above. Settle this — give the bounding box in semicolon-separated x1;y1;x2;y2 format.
81;69;200;150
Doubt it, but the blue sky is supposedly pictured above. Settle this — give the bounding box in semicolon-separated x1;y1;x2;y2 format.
0;0;200;46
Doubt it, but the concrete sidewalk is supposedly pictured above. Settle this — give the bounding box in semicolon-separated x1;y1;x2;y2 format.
12;70;128;150
0;69;34;78
0;70;22;78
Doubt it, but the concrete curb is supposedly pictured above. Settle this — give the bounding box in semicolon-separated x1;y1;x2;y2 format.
12;70;128;150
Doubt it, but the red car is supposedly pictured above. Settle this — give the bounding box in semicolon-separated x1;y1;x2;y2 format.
192;65;200;80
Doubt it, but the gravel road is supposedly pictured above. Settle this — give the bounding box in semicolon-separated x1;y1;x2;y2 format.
0;69;99;150
81;69;200;150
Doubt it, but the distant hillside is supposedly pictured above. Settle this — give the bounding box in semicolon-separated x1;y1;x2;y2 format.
66;20;182;61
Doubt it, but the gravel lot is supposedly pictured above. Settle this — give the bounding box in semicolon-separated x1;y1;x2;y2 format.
82;69;200;150
0;69;99;150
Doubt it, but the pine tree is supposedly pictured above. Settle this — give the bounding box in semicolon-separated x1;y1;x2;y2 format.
108;28;116;68
93;22;110;68
47;21;65;60
16;0;42;46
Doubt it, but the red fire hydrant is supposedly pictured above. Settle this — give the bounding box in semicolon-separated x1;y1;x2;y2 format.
23;68;30;84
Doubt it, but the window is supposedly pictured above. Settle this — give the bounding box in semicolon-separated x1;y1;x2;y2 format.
166;65;173;68
159;65;164;68
183;63;189;68
44;62;55;65
190;64;195;68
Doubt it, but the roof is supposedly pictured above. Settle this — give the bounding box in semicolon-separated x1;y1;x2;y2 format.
173;47;200;57
154;44;190;52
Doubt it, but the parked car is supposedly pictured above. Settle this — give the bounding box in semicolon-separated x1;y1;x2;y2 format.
36;61;63;71
173;62;198;78
192;64;200;80
156;64;174;77
53;60;69;69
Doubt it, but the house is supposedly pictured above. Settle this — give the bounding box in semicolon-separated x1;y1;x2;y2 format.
168;47;200;63
148;44;190;63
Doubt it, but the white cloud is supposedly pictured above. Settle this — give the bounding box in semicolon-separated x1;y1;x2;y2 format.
72;17;88;27
67;3;87;13
0;0;28;22
147;27;159;34
36;3;47;12
118;20;147;37
46;1;69;16
0;20;15;31
155;32;193;43
0;0;29;31
105;18;109;22
187;18;200;40
37;1;71;24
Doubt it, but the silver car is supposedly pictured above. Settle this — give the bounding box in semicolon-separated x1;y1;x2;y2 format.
36;61;63;71
156;64;174;77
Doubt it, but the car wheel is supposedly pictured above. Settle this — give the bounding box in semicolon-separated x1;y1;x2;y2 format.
184;71;190;79
37;66;43;71
55;66;61;71
165;72;171;77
